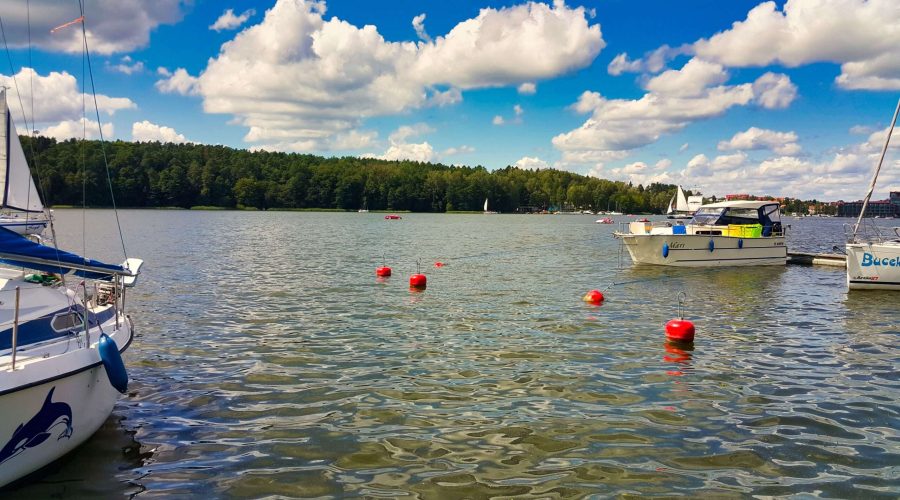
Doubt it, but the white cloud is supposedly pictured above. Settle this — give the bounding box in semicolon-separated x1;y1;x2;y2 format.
388;123;434;144
192;0;603;151
718;127;801;155
2;0;185;55
492;115;505;126
517;82;536;95
131;120;191;143
679;143;689;152
493;104;524;126
691;0;900;91
369;142;436;162
155;68;200;96
621;161;647;174
427;88;462;107
553;58;797;168
0;68;135;126
643;58;728;96
107;56;144;75
443;145;475;156
752;72;797;109
655;158;672;170
412;13;431;43
849;124;875;135
43;118;113;141
607;45;679;75
210;8;256;32
514;156;549;169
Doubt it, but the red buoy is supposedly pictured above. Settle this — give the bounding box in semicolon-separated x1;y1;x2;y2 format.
376;266;392;277
409;273;427;289
582;289;604;304
665;319;695;342
434;261;444;268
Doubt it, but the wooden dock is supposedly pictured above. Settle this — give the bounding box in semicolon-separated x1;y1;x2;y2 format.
787;252;846;267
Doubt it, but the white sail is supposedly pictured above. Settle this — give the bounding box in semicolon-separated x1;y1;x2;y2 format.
687;195;703;212
484;198;489;212
675;186;689;212
0;90;43;213
666;194;675;214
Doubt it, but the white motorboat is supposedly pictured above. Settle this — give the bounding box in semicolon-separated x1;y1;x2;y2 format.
614;200;787;267
846;98;900;290
0;66;142;486
0;91;50;236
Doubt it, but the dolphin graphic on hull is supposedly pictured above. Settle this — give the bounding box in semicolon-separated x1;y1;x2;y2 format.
0;387;73;465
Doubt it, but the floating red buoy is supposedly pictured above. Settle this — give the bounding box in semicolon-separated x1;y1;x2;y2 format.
434;261;444;268
582;289;604;304
665;318;695;343
409;273;427;289
376;266;392;277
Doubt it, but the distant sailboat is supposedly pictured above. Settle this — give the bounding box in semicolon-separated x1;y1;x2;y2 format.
0;90;50;235
666;186;693;220
483;198;497;214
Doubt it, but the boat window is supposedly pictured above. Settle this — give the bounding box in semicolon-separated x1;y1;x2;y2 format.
719;208;760;225
51;311;83;332
762;204;781;222
691;208;724;225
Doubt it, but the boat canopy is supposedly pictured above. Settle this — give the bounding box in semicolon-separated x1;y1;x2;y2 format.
0;226;127;278
690;202;782;235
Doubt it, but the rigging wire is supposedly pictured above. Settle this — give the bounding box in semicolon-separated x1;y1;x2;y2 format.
77;0;129;262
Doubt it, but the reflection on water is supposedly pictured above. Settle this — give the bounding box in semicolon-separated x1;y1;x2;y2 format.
5;211;899;497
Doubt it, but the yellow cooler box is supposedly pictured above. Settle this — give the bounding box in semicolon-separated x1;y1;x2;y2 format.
726;224;762;238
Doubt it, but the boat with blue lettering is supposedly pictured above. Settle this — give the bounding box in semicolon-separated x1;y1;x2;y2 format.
846;98;900;290
0;83;142;486
614;200;787;266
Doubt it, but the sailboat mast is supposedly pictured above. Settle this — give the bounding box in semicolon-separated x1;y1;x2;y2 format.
852;98;900;241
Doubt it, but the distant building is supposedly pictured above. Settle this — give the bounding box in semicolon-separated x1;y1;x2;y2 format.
837;196;899;217
726;194;751;200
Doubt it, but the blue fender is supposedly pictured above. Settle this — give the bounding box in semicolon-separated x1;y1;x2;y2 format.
738;238;743;249
662;243;669;258
708;239;715;252
98;334;128;394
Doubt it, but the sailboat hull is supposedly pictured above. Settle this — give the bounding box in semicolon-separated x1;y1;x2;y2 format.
0;215;49;235
846;241;900;289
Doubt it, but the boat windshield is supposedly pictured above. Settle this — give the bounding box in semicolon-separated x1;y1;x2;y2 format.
691;207;724;225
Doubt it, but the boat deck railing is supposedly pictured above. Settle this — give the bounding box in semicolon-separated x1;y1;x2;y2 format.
844;221;900;244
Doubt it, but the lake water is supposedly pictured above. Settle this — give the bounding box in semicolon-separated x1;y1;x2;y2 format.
6;211;899;498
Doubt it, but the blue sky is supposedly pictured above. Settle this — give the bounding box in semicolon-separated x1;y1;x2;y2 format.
2;0;899;200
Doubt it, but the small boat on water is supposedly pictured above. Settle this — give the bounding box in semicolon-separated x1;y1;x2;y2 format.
384;214;401;220
846;98;900;290
596;217;614;224
665;186;694;220
614;200;786;267
0;58;143;487
483;198;497;214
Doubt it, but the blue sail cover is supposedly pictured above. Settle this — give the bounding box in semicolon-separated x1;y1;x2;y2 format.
0;226;125;278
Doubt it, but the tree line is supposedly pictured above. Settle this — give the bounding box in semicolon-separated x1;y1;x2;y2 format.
21;136;824;214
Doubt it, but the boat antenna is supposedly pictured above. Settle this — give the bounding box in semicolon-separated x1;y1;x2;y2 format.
852;98;900;242
76;0;129;261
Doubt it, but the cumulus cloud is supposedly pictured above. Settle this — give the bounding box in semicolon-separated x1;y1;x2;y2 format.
718;127;801;155
493;104;524;126
552;59;792;167
517;82;536;95
0;68;135;126
210;8;256;32
366;123;436;162
752;72;797;109
155;67;200;96
607;45;680;75
191;0;603;152
515;156;550;169
131;120;191;143
2;0;185;55
43;118;113;141
106;56;144;75
692;0;900;91
412;13;431;42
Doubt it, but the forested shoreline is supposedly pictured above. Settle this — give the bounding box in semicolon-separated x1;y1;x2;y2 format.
21;136;825;214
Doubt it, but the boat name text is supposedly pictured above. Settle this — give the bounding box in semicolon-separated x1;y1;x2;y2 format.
861;253;900;267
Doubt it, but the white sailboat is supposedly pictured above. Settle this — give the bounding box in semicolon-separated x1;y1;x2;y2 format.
483;198;497;214
0;90;49;235
0;18;143;487
666;186;693;220
846;98;900;290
